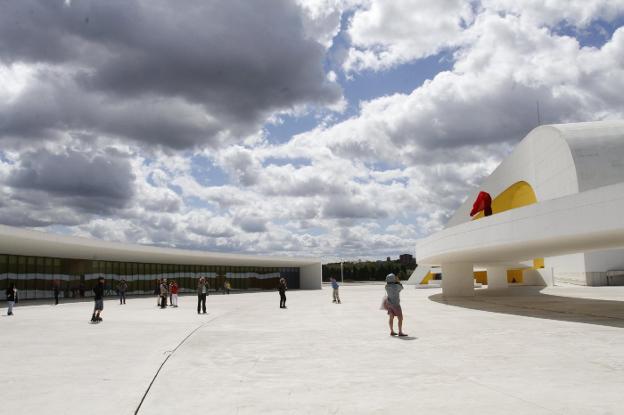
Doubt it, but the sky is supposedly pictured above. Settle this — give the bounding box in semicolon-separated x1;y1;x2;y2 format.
1;0;624;262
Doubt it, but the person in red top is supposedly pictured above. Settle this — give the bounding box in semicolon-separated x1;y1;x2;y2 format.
470;191;492;217
170;280;179;308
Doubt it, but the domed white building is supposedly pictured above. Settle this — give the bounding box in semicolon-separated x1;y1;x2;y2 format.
414;120;624;296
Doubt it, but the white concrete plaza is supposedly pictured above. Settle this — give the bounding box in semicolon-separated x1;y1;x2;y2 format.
2;284;624;414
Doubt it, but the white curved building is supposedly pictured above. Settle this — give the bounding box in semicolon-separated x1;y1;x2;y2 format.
0;224;321;300
415;120;624;296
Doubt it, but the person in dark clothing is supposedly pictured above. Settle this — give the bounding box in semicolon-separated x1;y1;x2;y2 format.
154;279;161;307
160;279;168;309
168;280;174;306
278;278;287;309
91;277;105;323
53;282;60;305
117;279;128;305
197;277;208;314
6;282;16;316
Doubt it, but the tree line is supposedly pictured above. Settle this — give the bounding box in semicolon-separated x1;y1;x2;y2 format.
322;260;416;282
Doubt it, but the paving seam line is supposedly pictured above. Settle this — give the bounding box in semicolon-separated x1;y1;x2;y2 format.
134;314;221;415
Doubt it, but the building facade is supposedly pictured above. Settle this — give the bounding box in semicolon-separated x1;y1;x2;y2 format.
414;121;624;295
0;224;321;300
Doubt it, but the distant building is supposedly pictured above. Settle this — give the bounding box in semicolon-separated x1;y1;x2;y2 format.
399;254;415;266
386;256;391;262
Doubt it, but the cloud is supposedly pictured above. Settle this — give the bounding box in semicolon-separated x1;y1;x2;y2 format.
1;1;624;262
216;146;263;187
482;0;624;27
322;195;389;219
186;214;236;239
0;0;342;150
258;10;624;237
343;0;624;72
298;14;624;165
0;68;225;149
344;0;475;72
6;147;135;214
235;215;269;233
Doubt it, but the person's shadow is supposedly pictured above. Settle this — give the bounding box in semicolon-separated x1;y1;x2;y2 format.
396;336;417;341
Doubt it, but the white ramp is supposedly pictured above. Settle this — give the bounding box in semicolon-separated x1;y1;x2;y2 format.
406;266;430;285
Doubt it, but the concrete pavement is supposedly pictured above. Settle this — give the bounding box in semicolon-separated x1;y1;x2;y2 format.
2;285;624;414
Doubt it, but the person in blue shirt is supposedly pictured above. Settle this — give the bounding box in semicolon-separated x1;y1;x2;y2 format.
330;277;341;304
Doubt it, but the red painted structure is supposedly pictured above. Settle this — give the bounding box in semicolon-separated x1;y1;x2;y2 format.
470;191;492;217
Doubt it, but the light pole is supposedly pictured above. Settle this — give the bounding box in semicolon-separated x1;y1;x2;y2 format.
340;260;344;283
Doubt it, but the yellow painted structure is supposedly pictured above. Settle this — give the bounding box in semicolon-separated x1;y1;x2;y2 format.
474;270;488;284
420;271;433;285
472;181;538;220
533;258;544;268
507;269;523;283
471;270;523;284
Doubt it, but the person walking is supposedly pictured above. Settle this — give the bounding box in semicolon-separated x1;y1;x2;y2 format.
53;281;60;305
383;273;407;337
6;282;16;316
330;277;341;304
278;278;287;309
155;279;161;307
91;277;105;323
117;279;128;305
224;280;231;295
197;277;207;314
159;279;168;309
170;280;179;307
168;280;174;306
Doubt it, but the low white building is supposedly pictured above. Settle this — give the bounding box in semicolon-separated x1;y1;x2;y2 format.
415;120;624;296
0;224;321;300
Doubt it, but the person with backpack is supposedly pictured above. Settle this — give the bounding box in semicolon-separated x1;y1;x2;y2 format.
278;278;287;309
91;277;105;323
117;279;128;305
330;277;341;304
6;282;16;316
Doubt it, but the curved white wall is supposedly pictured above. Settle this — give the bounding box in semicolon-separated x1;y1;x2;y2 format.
447;121;624;227
418;120;624;292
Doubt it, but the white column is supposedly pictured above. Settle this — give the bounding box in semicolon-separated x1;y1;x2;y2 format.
487;266;508;290
441;262;474;297
299;263;322;289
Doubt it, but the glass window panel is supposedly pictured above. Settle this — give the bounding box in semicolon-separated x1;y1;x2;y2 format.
34;257;45;299
137;263;145;293
0;255;7;292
